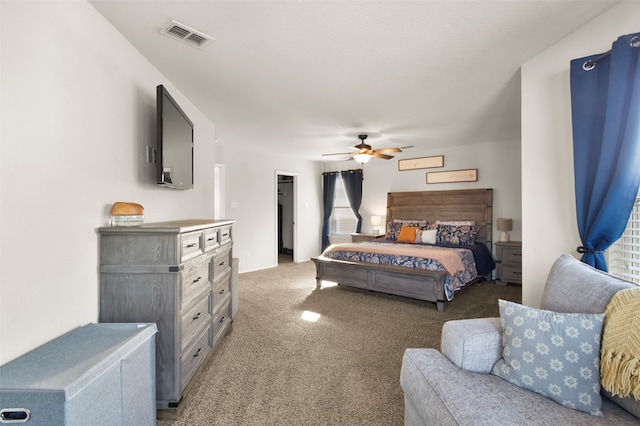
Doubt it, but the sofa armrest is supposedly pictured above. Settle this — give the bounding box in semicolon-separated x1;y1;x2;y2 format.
441;317;502;373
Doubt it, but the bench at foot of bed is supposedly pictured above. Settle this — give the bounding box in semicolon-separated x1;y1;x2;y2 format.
312;256;451;312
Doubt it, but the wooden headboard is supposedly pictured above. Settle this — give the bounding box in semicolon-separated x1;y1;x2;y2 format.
386;189;493;248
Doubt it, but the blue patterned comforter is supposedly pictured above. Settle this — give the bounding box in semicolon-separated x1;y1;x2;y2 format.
321;241;492;300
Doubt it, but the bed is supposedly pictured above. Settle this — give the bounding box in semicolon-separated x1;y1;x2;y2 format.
311;189;494;312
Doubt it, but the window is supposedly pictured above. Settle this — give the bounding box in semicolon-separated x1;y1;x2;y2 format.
329;175;357;234
609;193;640;284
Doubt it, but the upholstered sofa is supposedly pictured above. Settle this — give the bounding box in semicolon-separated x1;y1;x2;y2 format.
400;254;640;425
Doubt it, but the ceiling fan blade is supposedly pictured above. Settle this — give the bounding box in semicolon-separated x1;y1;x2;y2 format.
375;147;402;154
322;152;353;156
373;152;394;160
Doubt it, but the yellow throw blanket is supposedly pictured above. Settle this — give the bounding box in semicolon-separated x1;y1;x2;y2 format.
601;286;640;400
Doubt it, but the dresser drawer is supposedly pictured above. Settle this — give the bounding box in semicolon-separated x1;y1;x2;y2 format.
218;226;232;245
181;258;211;308
212;276;231;313
212;247;231;284
203;228;219;252
181;291;212;347
180;324;212;390
180;231;203;262
212;301;231;341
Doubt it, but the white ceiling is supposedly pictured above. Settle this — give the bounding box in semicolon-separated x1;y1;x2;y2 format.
89;0;619;162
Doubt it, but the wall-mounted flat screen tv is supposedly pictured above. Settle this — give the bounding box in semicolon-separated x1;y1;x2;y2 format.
156;84;194;190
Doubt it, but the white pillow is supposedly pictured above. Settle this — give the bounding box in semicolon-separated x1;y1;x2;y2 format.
418;229;437;244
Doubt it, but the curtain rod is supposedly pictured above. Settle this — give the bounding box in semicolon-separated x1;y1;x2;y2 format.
583;35;640;71
583;51;611;70
322;169;363;176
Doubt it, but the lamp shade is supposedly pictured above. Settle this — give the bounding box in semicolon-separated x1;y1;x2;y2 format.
352;153;371;164
497;218;513;232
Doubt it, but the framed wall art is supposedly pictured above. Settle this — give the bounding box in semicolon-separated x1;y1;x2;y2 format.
398;155;444;171
426;168;478;184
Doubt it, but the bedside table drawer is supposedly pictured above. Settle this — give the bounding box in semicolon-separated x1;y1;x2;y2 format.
500;248;522;263
500;265;523;282
495;241;522;285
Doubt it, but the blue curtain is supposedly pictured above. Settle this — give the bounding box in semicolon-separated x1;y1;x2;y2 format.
341;169;364;233
570;33;640;270
321;172;337;251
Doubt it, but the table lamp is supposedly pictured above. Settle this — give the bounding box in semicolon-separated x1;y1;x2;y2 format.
497;218;513;242
371;215;382;234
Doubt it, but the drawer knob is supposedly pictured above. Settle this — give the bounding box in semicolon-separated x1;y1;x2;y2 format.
219;288;226;295
207;237;215;242
192;276;202;284
186;243;197;248
193;312;202;320
193;348;202;358
219;261;226;267
219;316;226;323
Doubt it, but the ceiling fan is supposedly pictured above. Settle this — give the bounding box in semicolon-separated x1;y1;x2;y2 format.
323;134;402;164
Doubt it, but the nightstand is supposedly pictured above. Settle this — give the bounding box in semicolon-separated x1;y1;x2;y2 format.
351;233;384;243
495;241;522;285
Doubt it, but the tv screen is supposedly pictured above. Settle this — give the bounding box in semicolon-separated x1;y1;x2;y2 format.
156;85;194;190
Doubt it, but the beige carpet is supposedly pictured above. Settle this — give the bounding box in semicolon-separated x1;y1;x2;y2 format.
160;260;521;426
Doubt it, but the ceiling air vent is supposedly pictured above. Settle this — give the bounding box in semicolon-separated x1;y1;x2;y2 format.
160;20;215;50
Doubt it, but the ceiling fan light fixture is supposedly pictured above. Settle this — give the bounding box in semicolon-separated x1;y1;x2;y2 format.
323;133;401;163
353;153;372;164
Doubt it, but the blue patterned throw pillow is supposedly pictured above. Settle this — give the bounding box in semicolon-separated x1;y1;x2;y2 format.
491;300;605;416
384;222;403;241
436;224;478;246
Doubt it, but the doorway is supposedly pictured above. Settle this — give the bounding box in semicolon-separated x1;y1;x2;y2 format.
276;172;297;265
214;163;225;219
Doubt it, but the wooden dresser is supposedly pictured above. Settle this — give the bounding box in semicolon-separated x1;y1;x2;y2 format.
495;241;522;285
98;219;234;419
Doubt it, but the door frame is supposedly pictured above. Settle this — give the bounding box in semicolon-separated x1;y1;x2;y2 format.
214;163;226;219
275;171;298;264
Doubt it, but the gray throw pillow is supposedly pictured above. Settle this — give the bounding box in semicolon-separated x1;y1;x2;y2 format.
492;299;605;416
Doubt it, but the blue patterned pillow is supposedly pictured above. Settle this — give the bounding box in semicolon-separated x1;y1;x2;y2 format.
384;222;402;241
436;224;478;246
492;300;605;416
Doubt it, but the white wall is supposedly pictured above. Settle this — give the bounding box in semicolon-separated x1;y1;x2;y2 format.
216;144;323;273
323;139;522;245
521;0;640;307
0;1;216;364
